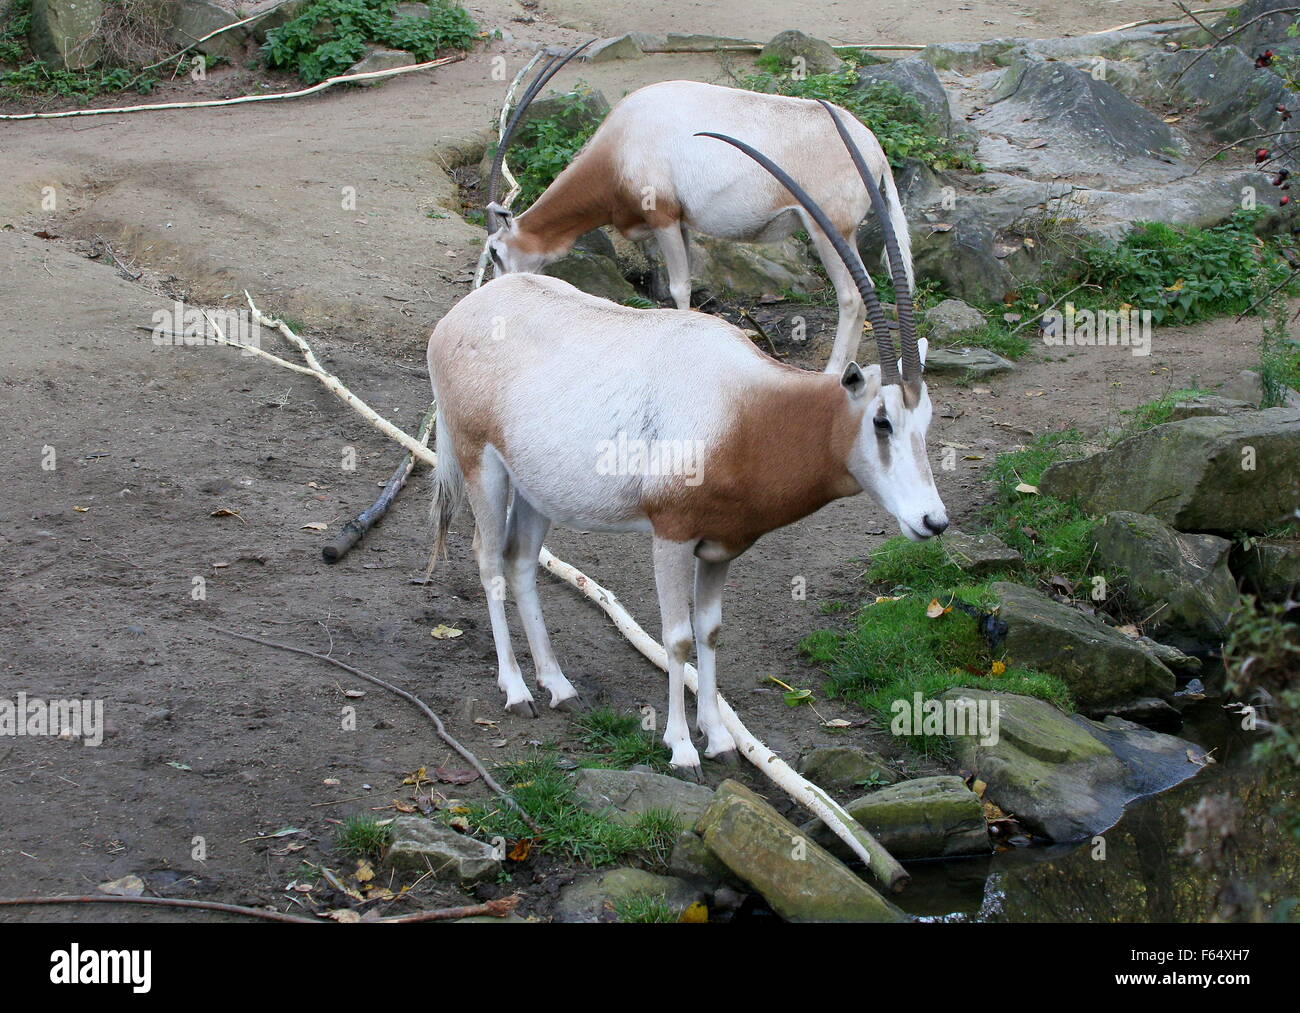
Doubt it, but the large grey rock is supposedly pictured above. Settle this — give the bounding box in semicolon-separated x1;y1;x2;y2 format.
543;251;639;303
1222;368;1300;408
28;0;102;68
169;0;253;60
802;776;991;860
942;689;1206;841
584;34;645;62
924;346;1016;377
664;829;740;887
975;58;1189;183
1039;409;1300;535
554;867;703;923
1091;512;1237;643
696;780;905;922
1232;538;1300;600
1170;395;1256;421
856;57;954;133
992;581;1176;708
761;29;845;75
252;0;309;44
941;528;1023;576
648;234;820;302
796;746;899;790
925;298;987;341
919;39;1015;73
573;767;715;827
385;816;501;882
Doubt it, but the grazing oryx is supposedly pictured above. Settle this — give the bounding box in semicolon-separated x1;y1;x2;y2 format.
431;106;944;777
484;48;913;374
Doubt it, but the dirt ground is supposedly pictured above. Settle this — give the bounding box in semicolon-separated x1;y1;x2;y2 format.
0;1;1267;921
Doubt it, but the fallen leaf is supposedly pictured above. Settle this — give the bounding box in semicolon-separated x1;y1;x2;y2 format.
342;689;366;699
98;874;145;897
822;718;853;728
1014;482;1039;495
990;660;1007;676
354;860;375;884
508;838;534;861
926;598;952;618
301;521;327;532
211;508;246;523
680;901;709;924
323;909;362;923
434;766;479;785
74;505;90;513
430;624;463;640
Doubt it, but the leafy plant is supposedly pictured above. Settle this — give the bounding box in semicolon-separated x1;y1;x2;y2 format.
0;0;31;65
493;87;604;209
737;68;981;172
262;0;477;84
1258;271;1300;407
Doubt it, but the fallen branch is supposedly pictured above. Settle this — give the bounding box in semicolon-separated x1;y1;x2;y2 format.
210;624;541;834
0;53;465;121
323;401;438;563
0;892;519;923
206;297;908;892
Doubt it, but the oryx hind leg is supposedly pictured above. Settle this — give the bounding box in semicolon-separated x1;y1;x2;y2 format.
504;492;580;710
802;213;868;375
693;556;737;763
651;536;702;779
467;451;536;718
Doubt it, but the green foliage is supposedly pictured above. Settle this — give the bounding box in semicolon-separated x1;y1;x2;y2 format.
496;88;603;209
460;750;683;867
574;707;671;772
1225;599;1300;772
736;68;981;172
1118;387;1208;432
334;813;392;859
0;0;31;65
801;588;1071;756
1258;273;1300;407
1078;211;1290;325
0;59;158;96
262;0;477;84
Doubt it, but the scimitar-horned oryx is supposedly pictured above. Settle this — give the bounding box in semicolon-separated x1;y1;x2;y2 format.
483;48;913;374
429;106;944;777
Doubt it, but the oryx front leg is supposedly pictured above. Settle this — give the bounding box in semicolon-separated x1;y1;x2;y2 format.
468;454;536;718
504;493;579;710
652;536;702;778
655;223;692;310
693;557;737;763
805;219;868;375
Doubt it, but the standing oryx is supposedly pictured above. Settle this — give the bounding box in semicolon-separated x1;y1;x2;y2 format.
483;48;913;374
428;106;946;777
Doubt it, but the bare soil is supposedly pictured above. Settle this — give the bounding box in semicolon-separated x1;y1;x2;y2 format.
0;0;1264;921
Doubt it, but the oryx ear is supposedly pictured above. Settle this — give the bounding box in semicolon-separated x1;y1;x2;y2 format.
840;360;868;398
485;202;514;228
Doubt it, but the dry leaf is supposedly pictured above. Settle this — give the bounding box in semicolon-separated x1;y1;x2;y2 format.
301;521;327;531
680;901;709;924
323;909;362;923
1015;482;1039;495
990;660;1007;676
508;838;534;861
211;508;245;523
354;860;375;884
430;624;463;640
926;598;952;618
98;874;145;897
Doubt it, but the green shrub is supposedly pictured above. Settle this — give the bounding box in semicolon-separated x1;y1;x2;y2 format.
737;68;980;172
263;0;477;84
493;88;603;209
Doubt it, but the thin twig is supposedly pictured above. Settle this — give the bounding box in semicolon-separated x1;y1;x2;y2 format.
1172;7;1300;87
0;892;519;922
0;54;466;121
209;624;541;834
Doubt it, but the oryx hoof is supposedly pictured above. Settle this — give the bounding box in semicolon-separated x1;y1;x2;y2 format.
551;693;586;714
505;699;539;719
708;748;740;767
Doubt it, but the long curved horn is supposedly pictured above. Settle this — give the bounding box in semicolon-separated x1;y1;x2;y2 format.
695;131;902;386
486;40;595;232
816;100;921;385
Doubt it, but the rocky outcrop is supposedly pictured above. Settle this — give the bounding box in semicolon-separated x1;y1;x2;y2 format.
1090;511;1238;644
345;47;417;83
1039;409;1300;535
796;746;899;790
856;57;954;132
544;250;640;302
991;581;1176;708
923;346;1016;377
925;298;987;341
761;30;845;75
1232;538;1300;600
942;689;1206;840
941;529;1023;576
28;0;102;69
802;776;991;860
169;0;253;61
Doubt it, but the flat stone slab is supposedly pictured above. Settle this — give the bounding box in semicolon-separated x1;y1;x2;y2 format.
924;346;1016;376
385;816;501;881
573;767;715;827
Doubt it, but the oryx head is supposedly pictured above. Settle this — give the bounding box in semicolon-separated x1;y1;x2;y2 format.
696;107;949;541
483;42;592;278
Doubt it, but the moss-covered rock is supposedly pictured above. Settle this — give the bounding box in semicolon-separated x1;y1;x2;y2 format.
553;867;703;923
941;528;1023;576
1091;511;1236;643
1039;409;1300;534
803;776;991;860
696;780;906;922
28;0;102;69
1232;537;1300;601
942;688;1205;841
796;746;899;791
573;767;714;827
543;250;639;303
992;581;1176;708
761;29;845;75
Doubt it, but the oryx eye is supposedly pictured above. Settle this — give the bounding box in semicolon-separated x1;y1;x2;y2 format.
874;416;893;435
